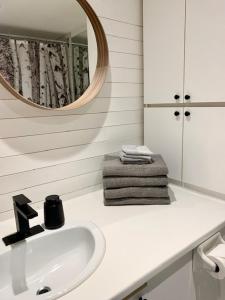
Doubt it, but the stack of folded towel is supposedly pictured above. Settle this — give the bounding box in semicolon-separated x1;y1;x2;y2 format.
103;146;170;206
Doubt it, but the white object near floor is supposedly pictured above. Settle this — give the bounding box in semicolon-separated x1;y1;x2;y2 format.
192;233;225;300
143;253;196;300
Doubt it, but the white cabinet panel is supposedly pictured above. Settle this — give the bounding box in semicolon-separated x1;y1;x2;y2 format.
185;0;225;102
144;253;196;300
144;0;185;104
144;108;183;181
183;108;225;194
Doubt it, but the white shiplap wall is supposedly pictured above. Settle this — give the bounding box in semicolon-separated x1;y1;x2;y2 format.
0;0;143;220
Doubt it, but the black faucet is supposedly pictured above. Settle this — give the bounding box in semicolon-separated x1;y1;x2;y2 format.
2;194;44;246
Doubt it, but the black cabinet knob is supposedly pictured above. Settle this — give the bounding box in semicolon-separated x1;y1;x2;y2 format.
174;94;180;100
185;111;191;117
185;95;191;100
174;111;180;117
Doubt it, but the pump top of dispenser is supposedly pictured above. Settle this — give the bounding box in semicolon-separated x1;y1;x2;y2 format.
45;195;61;204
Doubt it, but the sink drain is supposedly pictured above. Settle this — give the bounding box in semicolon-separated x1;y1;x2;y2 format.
36;286;51;295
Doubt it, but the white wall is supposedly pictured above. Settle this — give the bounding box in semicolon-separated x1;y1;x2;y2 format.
0;0;143;221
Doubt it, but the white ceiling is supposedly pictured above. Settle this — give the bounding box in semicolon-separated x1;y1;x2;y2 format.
0;0;87;38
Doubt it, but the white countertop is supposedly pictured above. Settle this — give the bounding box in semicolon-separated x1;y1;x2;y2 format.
1;184;225;300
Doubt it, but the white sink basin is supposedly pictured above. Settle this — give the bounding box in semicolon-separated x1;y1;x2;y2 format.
0;221;106;299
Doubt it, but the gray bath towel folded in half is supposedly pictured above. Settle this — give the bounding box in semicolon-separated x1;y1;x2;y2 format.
103;176;168;189
104;197;170;206
103;154;168;177
122;145;152;156
122;153;152;160
104;187;168;200
120;156;152;164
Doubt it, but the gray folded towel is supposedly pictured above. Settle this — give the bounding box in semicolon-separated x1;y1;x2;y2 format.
122;145;152;156
122;153;152;160
104;187;168;200
104;197;170;206
120;159;151;164
103;176;168;189
103;154;168;177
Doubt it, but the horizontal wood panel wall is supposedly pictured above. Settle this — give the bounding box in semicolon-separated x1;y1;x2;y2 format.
0;0;143;220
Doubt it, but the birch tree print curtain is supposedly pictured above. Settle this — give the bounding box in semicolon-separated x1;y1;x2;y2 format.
0;37;90;108
73;45;90;100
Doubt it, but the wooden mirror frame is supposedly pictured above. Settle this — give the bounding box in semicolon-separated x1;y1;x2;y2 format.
0;0;109;110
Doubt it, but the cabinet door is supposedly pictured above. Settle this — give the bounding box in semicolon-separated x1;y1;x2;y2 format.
183;108;225;194
144;108;183;181
144;0;186;104
143;253;196;300
185;0;225;102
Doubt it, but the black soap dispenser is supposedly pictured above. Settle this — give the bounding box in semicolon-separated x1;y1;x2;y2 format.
44;195;65;230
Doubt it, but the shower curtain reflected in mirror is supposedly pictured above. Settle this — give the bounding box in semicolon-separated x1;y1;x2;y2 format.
0;37;90;108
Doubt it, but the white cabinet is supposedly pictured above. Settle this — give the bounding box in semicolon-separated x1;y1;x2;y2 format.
143;253;196;300
144;0;185;104
144;108;183;181
144;0;225;104
145;106;225;193
183;108;225;194
185;0;225;102
144;0;225;193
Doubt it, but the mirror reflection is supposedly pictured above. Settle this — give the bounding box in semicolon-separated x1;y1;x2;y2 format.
0;0;97;108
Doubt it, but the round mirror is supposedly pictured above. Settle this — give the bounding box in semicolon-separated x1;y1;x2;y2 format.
0;0;108;110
